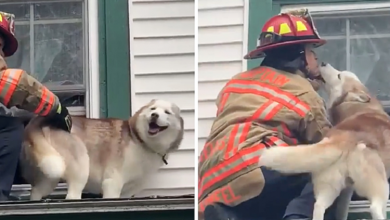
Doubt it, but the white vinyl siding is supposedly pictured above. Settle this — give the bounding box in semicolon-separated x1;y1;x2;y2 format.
198;0;248;155
129;0;195;197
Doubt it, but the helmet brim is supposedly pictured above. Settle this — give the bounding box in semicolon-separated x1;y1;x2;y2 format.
0;26;18;57
244;39;326;60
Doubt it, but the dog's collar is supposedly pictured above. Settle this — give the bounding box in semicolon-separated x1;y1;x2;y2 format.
129;125;168;165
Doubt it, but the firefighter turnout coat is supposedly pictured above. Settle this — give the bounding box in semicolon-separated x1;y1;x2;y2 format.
198;66;331;218
0;55;60;116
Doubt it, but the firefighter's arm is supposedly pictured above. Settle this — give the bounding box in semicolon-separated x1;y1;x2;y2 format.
0;68;61;116
298;91;332;144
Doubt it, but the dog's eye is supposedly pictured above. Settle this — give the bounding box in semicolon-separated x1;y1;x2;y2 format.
337;74;341;80
165;110;171;115
150;107;156;110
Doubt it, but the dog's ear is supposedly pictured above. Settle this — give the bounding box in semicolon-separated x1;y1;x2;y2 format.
347;92;371;103
169;116;184;152
179;116;184;129
171;103;181;115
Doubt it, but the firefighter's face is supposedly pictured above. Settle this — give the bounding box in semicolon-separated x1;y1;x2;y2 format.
304;47;320;78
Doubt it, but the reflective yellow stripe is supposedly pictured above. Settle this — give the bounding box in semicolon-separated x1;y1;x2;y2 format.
279;23;292;35
296;21;307;32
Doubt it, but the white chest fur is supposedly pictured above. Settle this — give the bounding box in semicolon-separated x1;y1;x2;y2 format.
119;140;166;197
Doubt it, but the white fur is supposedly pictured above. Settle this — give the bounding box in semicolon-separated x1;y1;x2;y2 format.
38;155;66;179
25;99;183;200
259;65;389;220
136;99;182;154
259;138;342;174
319;63;361;108
86;99;183;198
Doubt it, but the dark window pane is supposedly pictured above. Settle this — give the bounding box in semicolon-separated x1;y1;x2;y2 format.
315;39;347;70
314;39;347;99
312;17;346;37
0;3;30;21
350;38;390;100
34;23;83;85
5;25;30;72
34;1;82;20
350;15;390;35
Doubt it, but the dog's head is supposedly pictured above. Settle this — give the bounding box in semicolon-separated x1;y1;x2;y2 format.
319;62;383;123
130;99;184;153
319;62;368;107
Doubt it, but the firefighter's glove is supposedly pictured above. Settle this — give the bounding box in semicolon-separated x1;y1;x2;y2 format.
44;104;73;132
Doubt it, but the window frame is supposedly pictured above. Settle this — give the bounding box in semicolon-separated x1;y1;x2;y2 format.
0;0;100;118
281;2;390;111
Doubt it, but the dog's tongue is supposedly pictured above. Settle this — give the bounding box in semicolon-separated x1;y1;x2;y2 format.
149;122;160;134
149;127;159;134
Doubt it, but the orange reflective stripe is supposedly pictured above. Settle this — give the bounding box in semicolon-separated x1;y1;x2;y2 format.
199;143;265;198
42;91;55;116
280;123;298;144
0;69;23;106
271;124;299;145
223;79;310;117
199;137;290;198
34;87;57;116
224;123;251;159
249;99;283;122
265;136;288;147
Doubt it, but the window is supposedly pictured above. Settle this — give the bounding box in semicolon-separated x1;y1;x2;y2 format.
299;5;390;102
0;0;90;192
1;0;86;110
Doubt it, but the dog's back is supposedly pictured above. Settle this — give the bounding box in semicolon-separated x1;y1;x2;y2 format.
21;116;89;200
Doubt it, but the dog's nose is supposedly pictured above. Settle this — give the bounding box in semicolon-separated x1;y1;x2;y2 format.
321;62;327;67
151;113;159;119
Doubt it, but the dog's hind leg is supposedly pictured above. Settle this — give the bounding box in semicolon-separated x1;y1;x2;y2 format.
312;169;345;220
64;154;90;200
352;163;388;219
30;178;60;200
350;148;388;220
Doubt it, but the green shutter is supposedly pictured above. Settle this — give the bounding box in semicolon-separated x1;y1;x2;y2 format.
98;0;131;119
247;0;274;70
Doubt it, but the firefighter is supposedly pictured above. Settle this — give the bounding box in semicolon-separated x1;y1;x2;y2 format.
0;11;72;201
198;9;333;220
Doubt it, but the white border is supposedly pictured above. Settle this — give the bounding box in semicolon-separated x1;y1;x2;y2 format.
86;0;100;118
194;0;199;217
128;0;136;115
242;0;249;72
281;2;390;13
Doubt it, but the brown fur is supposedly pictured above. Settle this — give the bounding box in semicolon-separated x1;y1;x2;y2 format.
260;68;390;220
20;99;184;200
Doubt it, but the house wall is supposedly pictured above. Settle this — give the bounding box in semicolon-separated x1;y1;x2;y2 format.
128;0;195;197
197;0;249;155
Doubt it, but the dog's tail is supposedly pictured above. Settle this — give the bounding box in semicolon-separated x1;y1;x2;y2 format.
31;128;66;179
259;138;343;174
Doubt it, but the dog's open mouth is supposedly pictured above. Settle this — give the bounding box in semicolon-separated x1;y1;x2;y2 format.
148;122;168;135
313;75;326;83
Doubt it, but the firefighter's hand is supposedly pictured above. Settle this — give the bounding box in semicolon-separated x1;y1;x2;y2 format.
44;104;73;132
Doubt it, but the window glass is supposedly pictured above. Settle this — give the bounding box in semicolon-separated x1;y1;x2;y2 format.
1;1;84;87
313;13;390;101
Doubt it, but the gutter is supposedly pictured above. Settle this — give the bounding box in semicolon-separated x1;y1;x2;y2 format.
6;184;194;216
0;198;194;216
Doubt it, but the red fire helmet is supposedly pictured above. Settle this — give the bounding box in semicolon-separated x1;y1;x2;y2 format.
244;13;326;60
